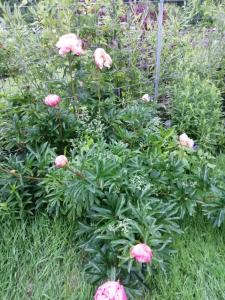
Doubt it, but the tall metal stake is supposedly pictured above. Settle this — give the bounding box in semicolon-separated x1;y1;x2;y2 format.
154;0;164;101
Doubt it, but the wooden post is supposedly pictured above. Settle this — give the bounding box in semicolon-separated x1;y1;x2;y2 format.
154;0;164;101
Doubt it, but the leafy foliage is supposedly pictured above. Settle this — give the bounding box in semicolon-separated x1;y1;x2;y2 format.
77;197;179;297
171;75;224;150
0;143;54;218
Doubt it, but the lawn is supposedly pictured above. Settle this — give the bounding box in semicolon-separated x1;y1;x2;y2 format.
1;215;224;300
149;216;225;300
0;216;92;300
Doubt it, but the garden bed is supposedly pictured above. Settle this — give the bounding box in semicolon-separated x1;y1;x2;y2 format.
0;0;225;299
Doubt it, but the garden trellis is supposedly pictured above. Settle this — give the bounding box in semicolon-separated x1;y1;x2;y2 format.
154;0;164;100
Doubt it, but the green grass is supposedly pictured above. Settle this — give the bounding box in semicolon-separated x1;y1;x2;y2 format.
0;215;225;300
147;216;225;300
0;216;92;300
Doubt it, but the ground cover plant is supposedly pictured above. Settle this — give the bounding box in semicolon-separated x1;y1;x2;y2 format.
0;0;225;299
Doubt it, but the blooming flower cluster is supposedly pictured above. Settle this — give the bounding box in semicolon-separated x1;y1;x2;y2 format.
56;33;113;70
43;33;112;108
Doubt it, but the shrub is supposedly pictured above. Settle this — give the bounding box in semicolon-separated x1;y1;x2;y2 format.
159;2;225;133
171;75;224;150
183;0;225;27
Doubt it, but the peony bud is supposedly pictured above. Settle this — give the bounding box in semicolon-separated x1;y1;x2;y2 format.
141;94;151;102
179;133;194;149
94;48;112;70
56;33;86;56
94;281;127;300
130;243;153;263
55;155;68;168
10;170;16;175
44;94;61;107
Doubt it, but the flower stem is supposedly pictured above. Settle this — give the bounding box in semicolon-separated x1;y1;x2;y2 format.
68;54;77;114
57;107;63;141
67;165;86;180
97;70;101;114
133;271;150;290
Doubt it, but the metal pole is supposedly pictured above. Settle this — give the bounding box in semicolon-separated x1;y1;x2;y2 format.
154;0;164;101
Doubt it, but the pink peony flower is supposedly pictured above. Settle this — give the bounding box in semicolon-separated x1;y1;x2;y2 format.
141;94;151;102
44;94;61;107
56;33;85;56
130;243;153;263
179;133;194;149
55;155;68;168
94;281;127;300
94;48;112;70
